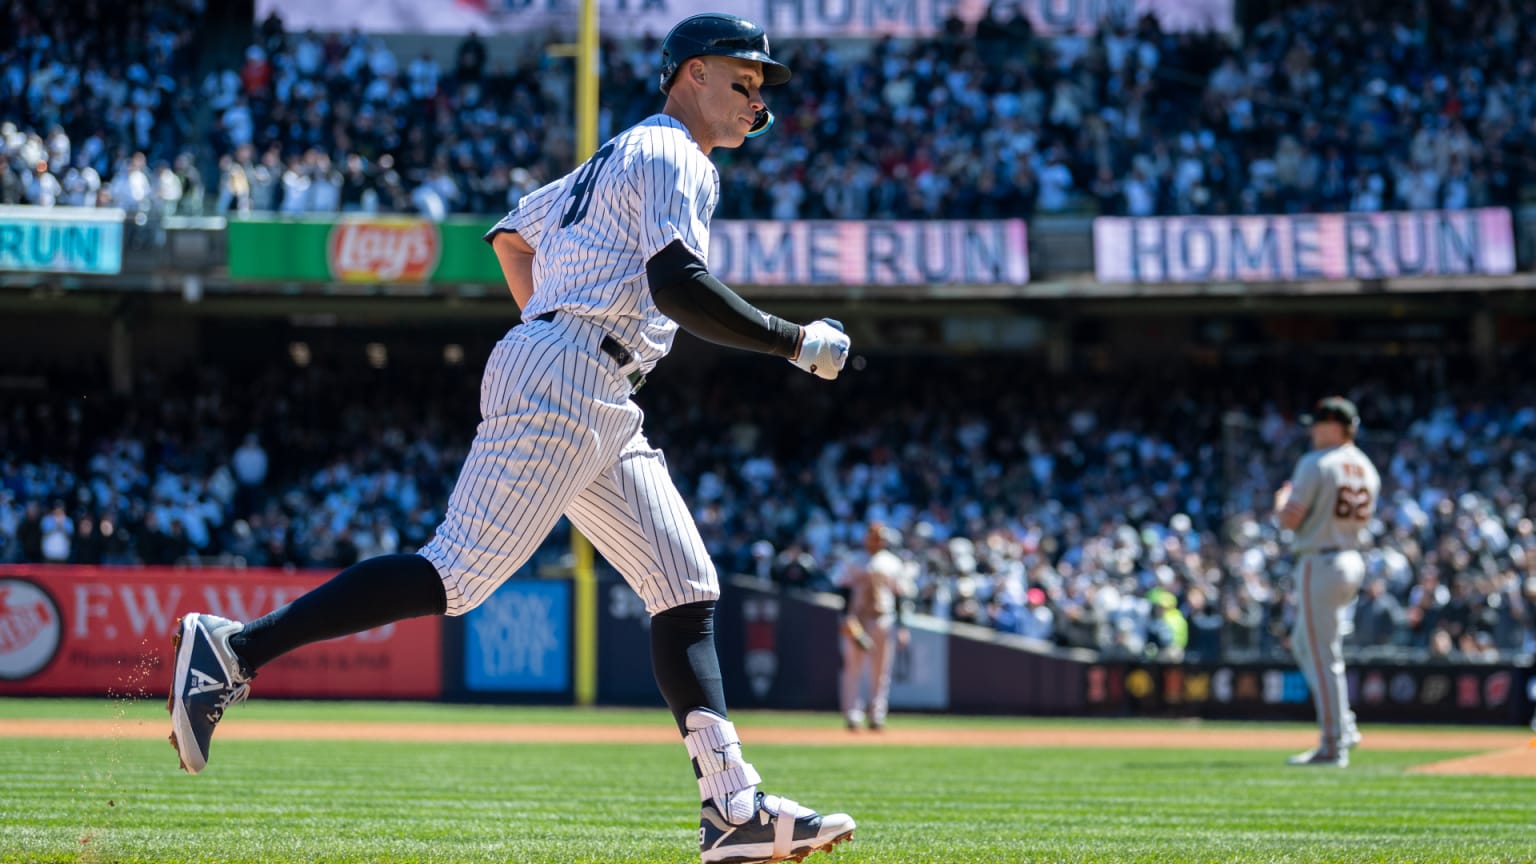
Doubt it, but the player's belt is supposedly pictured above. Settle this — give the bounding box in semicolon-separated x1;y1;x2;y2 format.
532;311;646;392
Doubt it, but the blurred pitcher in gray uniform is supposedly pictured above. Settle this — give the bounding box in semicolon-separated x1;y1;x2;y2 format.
1274;397;1380;767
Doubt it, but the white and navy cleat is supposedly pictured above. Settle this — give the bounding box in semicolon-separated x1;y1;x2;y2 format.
699;791;855;864
167;613;251;774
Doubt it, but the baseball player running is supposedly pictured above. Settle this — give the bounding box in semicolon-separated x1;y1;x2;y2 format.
836;523;911;730
168;13;855;863
1274;396;1379;767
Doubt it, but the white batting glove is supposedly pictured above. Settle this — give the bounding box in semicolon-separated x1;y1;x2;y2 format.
790;318;850;380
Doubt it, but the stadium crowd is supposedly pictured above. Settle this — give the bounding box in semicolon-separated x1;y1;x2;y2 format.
3;352;1533;665
4;0;1536;218
0;0;209;213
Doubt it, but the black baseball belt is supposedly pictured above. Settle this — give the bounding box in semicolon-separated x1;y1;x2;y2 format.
532;311;646;392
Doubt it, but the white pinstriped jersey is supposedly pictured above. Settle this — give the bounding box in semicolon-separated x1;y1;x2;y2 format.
486;113;719;374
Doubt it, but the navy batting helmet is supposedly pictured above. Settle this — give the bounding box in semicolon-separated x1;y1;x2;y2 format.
658;13;790;138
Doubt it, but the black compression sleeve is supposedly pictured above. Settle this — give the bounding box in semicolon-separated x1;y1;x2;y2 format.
647;239;801;357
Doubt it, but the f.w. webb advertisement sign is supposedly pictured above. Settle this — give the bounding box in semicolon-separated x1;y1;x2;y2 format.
0;566;442;698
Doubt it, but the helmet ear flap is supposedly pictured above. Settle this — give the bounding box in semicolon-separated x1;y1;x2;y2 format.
661;52;714;93
745;107;775;138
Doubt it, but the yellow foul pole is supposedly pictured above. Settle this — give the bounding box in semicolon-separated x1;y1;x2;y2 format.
577;0;599;160
572;0;599;708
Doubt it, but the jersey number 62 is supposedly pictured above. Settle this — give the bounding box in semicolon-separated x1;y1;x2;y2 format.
1333;487;1372;521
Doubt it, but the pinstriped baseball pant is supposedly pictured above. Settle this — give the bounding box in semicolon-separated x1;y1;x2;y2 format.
420;314;720;617
1291;550;1364;752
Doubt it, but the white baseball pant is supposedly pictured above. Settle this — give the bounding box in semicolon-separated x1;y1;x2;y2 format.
419;314;719;616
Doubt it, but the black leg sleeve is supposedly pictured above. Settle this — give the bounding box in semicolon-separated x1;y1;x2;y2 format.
228;553;447;676
650;600;728;735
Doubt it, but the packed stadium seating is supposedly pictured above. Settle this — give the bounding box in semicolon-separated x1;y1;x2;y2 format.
4;0;1533;218
3;348;1532;663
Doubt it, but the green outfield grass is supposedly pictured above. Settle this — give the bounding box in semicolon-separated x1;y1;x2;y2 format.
2;699;1532;864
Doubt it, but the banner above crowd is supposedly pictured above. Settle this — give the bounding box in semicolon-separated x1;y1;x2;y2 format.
255;0;1232;39
0;206;125;276
226;216;1030;289
710;219;1028;287
1093;209;1516;285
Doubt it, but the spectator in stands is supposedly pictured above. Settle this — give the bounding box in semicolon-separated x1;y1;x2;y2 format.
24;158;61;205
232;433;268;519
278;153;311;214
410;155;461;221
258;8;287;57
455;32;486;85
108;152;152;212
14;501;44;562
173;152;204;216
1144;589;1187;660
249;146;281;211
0;156;23;204
38;500;71;562
1016;587;1055;642
214;152;251;214
71;515;103;564
1183;585;1223;660
1353;578;1407;648
59;158;102;207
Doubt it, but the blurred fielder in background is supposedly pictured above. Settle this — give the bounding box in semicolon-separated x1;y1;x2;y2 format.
1275;396;1379;767
836;522;912;731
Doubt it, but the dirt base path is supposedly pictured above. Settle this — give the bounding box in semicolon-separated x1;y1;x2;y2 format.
1409;743;1536;777
2;716;1531;768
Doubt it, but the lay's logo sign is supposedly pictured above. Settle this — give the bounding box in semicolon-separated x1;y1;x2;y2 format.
327;220;441;282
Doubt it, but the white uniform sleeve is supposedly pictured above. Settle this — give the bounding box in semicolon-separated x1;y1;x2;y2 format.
1289;454;1320;515
632;138;714;262
483;179;565;251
